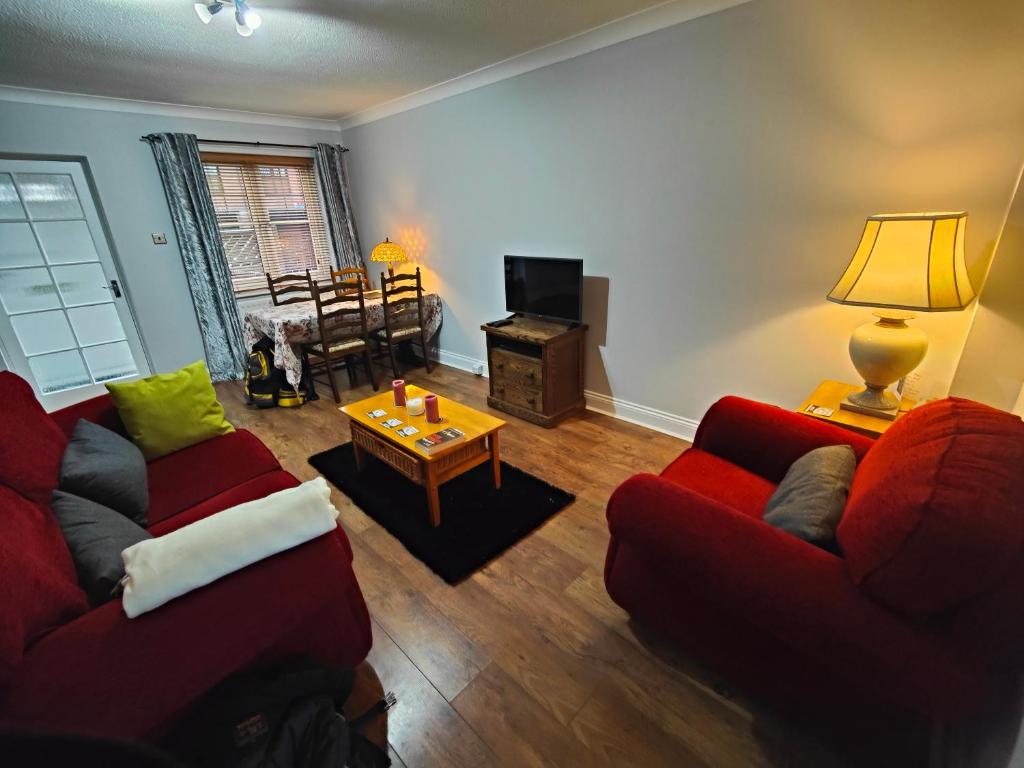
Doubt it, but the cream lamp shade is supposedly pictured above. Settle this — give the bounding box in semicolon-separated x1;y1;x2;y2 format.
828;212;975;311
370;237;408;278
828;212;975;415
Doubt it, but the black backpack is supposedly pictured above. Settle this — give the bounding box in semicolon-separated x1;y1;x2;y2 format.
244;337;313;408
165;658;393;768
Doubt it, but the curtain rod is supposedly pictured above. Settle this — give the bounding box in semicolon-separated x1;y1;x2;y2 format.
139;137;348;152
199;139;348;152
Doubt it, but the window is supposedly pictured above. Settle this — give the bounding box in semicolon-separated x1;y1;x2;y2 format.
201;153;334;295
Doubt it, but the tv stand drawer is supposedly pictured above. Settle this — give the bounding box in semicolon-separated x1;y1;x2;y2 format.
491;348;542;387
493;381;543;413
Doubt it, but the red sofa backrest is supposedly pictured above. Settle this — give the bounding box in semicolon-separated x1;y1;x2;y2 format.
0;372;89;688
0;486;89;687
48;390;127;439
0;372;70;506
838;397;1024;620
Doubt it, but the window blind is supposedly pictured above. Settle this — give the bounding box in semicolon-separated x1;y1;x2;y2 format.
201;152;335;295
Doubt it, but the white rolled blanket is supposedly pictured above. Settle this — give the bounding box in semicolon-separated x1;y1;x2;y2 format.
121;476;339;618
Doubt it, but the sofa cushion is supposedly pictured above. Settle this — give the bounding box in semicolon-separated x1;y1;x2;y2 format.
763;445;856;549
0;486;89;688
106;361;234;460
148;470;300;537
60;420;149;526
0;372;68;507
837;398;1024;619
660;448;777;518
0;522;370;739
52;491;151;607
146;429;282;527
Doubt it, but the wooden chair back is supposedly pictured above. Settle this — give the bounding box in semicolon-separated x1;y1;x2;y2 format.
331;267;371;295
311;278;369;353
379;267;425;337
266;271;313;306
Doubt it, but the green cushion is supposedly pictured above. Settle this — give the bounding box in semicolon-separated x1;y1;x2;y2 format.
105;361;234;460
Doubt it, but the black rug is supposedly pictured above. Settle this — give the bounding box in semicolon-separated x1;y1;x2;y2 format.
309;443;575;584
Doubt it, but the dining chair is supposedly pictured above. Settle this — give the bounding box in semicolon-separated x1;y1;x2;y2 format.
302;279;379;403
331;267;371;294
265;271;313;306
372;267;433;379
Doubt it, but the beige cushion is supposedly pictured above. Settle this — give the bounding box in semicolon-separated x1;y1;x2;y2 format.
307;338;365;356
374;325;422;339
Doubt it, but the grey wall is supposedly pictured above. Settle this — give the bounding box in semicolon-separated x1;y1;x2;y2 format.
951;163;1024;410
0;99;341;374
343;0;1024;424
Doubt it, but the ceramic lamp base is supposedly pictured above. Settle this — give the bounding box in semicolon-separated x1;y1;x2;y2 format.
840;389;899;420
845;310;928;417
847;384;900;411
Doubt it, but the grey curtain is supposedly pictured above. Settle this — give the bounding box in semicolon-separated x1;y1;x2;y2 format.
314;143;364;269
142;133;247;381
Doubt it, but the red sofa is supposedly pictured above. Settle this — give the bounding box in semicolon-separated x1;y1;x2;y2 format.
0;371;372;739
605;395;1024;722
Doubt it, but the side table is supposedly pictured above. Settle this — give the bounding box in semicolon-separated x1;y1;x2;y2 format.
796;380;915;438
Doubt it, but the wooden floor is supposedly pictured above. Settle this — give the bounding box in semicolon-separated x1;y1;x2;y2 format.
218;364;927;768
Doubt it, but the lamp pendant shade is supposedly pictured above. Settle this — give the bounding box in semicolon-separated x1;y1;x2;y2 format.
370;238;408;264
828;212;976;312
194;2;221;23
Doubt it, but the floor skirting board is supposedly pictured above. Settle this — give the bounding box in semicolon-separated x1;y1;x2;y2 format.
582;390;699;442
434;347;487;376
433;347;699;442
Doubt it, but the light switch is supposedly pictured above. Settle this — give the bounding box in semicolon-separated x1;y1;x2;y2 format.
152;233;168;245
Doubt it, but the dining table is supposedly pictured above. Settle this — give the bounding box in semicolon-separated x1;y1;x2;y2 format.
242;291;443;389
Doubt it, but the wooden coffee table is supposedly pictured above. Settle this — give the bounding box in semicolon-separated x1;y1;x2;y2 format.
340;385;506;527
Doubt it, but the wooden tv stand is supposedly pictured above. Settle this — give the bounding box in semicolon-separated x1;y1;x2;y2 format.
481;316;587;428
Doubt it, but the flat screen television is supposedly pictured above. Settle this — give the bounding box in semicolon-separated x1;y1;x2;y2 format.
504;255;583;323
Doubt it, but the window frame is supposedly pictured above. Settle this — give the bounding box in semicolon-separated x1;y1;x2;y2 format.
200;150;336;298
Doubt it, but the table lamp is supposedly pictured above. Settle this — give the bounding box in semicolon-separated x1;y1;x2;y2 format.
827;212;975;417
370;237;408;279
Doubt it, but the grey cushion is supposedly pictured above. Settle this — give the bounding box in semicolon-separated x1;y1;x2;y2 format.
52;490;152;606
763;445;857;549
60;419;149;526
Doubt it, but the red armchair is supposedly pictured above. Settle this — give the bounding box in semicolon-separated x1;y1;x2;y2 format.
605;395;1024;722
0;372;372;739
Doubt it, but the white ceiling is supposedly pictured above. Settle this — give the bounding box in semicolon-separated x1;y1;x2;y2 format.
0;0;684;121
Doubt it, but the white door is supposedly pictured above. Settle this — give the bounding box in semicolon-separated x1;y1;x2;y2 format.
0;160;150;410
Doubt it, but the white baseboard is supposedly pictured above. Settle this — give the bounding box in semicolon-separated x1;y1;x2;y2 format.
583;390;699;442
435;348;488;376
435;348;698;441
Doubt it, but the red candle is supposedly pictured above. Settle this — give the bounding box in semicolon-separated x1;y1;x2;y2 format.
392;379;406;407
425;394;440;423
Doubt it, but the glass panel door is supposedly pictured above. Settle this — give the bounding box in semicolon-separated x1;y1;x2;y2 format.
0;160;150;410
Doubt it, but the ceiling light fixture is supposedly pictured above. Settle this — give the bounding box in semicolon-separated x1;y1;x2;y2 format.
193;2;223;24
193;1;262;36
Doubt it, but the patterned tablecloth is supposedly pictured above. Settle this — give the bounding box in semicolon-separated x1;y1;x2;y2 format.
243;293;443;387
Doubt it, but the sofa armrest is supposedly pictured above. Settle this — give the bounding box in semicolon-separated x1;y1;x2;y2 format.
607;474;840;586
605;474;985;718
50;394;125;438
692;396;875;483
2;529;371;738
